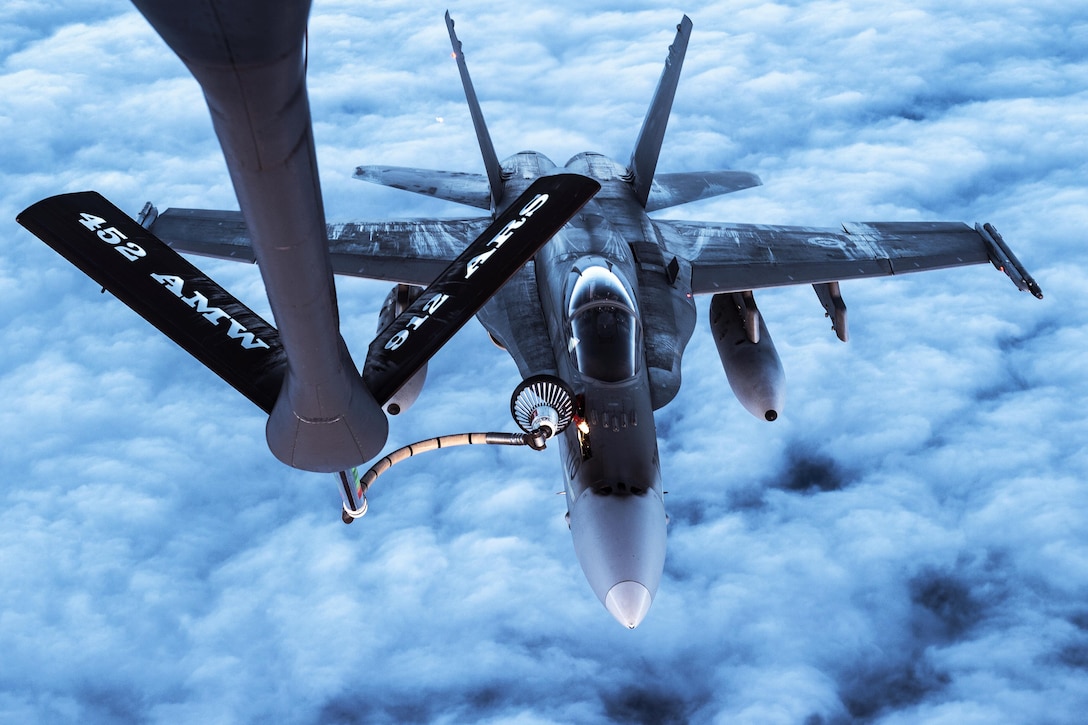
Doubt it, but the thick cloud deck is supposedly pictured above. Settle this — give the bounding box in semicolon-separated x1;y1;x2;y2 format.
1;2;1085;722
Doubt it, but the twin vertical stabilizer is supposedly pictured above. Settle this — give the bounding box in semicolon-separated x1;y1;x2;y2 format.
630;16;692;208
357;14;758;214
445;11;505;211
443;11;695;212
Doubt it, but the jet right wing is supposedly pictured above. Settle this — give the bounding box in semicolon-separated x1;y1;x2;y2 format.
150;208;493;286
653;219;1043;298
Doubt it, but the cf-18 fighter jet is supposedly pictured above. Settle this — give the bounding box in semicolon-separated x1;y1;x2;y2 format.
18;2;1041;629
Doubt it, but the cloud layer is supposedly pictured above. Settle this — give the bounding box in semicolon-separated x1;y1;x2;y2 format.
2;1;1086;722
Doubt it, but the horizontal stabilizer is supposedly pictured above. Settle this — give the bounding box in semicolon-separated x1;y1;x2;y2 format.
17;192;286;412
353;165;492;210
363;173;600;405
645;170;762;212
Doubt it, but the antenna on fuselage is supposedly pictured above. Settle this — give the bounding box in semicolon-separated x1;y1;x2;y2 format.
629;15;692;208
445;11;504;211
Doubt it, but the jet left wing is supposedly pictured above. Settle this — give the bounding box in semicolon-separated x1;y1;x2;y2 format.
151;208;493;286
653;219;1043;297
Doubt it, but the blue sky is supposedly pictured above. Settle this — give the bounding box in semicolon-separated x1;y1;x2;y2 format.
2;1;1087;723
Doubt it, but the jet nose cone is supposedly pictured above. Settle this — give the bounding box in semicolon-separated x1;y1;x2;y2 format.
605;580;653;629
568;488;667;627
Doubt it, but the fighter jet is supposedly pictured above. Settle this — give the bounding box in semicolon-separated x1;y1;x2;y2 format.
17;2;1041;629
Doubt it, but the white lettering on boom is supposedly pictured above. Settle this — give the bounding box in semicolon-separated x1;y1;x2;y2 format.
150;273;271;350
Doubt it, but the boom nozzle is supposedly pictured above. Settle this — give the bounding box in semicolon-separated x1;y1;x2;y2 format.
511;375;577;449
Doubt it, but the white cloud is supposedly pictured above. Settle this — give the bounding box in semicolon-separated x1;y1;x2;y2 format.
1;0;1086;722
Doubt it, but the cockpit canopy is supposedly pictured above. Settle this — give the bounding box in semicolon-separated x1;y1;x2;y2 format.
567;265;640;383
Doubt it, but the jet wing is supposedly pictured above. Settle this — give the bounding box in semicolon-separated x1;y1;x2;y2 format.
150;208;493;286
652;219;1042;297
